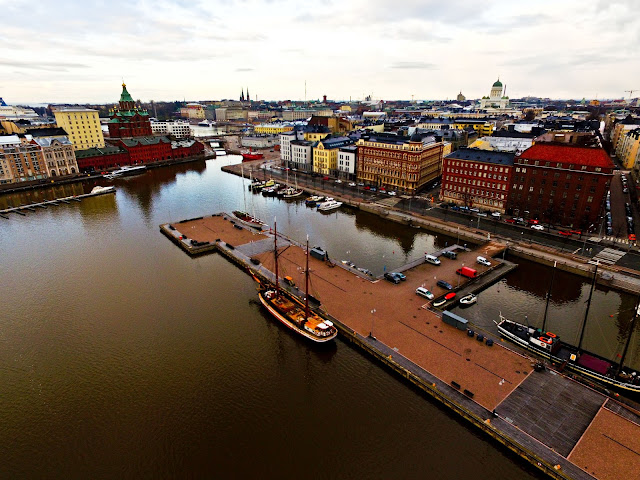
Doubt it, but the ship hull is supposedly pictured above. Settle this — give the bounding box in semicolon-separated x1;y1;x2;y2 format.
258;290;337;343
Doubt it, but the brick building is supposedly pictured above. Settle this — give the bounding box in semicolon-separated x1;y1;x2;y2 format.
356;133;447;193
108;83;152;138
440;148;515;213
508;144;614;227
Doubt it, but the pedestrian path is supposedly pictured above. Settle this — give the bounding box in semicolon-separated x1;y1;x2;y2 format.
589;247;626;265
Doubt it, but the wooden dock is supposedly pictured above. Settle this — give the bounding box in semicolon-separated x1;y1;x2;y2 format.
0;189;115;218
160;213;640;480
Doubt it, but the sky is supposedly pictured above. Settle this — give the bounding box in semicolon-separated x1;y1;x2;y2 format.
1;0;639;105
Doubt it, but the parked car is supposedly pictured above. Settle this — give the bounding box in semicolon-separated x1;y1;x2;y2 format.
476;211;488;217
476;256;491;267
528;219;539;225
425;254;441;265
629;234;637;242
388;191;397;196
394;272;406;281
491;212;501;218
531;224;544;231
335;179;342;184
504;218;516;223
348;182;356;187
415;287;434;300
558;231;572;236
436;279;453;290
469;207;480;213
441;250;457;260
570;230;582;235
384;272;401;284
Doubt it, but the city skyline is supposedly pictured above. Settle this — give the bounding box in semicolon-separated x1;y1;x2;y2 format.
1;0;639;104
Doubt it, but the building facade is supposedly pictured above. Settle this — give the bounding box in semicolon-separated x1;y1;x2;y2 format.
508;144;614;227
180;103;205;120
108;84;152;138
150;120;191;138
440;148;514;213
290;140;314;172
616;128;640;169
0;139;47;184
480;79;510;110
254;123;293;135
54;108;105;150
313;137;353;176
32;137;78;177
356;133;445;193
337;146;357;179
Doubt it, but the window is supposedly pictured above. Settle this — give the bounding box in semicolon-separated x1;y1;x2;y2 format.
587;196;593;203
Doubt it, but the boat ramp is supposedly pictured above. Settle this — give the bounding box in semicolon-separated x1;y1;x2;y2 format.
161;213;640;480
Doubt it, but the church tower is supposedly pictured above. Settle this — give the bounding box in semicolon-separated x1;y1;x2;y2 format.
240;88;245;101
108;83;152;138
490;78;503;99
246;87;250;101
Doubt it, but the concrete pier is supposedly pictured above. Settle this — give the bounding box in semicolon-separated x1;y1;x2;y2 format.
160;213;640;480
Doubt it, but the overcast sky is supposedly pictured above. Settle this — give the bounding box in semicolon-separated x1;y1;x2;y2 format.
1;0;638;104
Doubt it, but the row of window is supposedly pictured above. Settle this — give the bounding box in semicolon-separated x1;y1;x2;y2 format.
518;159;602;172
448;161;507;173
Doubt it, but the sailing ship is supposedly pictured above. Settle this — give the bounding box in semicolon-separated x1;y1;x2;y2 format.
496;262;640;395
258;222;338;343
233;165;266;229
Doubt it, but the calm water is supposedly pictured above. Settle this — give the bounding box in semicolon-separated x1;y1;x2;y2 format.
0;156;633;478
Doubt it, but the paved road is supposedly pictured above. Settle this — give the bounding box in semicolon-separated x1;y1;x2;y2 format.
254;163;640;272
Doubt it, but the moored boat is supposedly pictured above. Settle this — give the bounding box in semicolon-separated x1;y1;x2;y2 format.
232;210;265;229
496;314;640;395
282;187;304;198
90;185;116;195
305;195;323;206
258;222;338;343
242;148;264;161
459;293;477;306
317;199;342;212
104;165;147;179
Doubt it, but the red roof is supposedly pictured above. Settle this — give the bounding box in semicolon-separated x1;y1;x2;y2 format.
518;143;613;168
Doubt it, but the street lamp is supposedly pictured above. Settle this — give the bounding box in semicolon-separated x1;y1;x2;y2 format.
369;309;377;340
457;263;464;287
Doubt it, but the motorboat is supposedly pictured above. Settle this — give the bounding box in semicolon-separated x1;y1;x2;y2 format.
317;199;342;212
459;294;477;306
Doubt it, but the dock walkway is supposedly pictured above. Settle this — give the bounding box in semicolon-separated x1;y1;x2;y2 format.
160;213;640;480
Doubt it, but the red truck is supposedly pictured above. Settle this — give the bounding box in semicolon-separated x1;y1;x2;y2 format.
456;266;478;279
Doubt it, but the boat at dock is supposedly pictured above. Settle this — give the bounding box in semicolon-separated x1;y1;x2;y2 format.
258;222;338;343
305;195;323;206
241;148;264;161
282;186;304;198
459;293;477;306
232;210;265;229
317;199;342;212
90;186;116;195
103;165;147;179
496;314;640;395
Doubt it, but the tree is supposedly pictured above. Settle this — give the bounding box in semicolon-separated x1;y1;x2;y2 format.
524;110;536;121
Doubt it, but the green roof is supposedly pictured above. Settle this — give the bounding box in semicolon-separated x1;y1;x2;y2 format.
120;83;134;103
492;79;503;88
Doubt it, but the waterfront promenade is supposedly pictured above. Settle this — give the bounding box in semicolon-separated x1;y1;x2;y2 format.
161;214;640;480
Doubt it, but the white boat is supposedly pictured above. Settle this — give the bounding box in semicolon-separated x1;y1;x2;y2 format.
317;199;342;212
104;165;147;179
90;186;116;195
459;293;477;306
215;149;227;156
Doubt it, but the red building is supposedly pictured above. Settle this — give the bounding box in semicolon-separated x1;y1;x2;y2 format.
75;145;129;172
508;143;614;227
108;83;152;138
111;137;172;164
440;148;515;212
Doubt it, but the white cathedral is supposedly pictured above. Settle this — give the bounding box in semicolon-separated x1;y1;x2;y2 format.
480;78;510;110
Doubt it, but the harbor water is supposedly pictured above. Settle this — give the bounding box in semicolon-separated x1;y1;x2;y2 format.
0;157;636;478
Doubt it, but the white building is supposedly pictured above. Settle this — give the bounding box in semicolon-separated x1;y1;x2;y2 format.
337;145;357;179
241;135;279;149
280;131;295;164
479;79;510;110
150;121;191;139
470;136;533;154
290;140;314;172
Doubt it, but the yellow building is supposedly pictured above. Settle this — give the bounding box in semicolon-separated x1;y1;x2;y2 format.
618;128;640;169
54;108;105;151
304;131;331;142
180;103;206;120
313;137;353;175
254;123;293;135
452;120;494;136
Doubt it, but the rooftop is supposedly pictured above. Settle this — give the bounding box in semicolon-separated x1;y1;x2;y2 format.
518;143;614;168
445;147;515;166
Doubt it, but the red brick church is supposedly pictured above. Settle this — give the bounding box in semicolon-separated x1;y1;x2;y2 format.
108;83;152;138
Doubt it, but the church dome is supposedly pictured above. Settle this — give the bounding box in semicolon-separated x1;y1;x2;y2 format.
409;132;423;142
492;79;502;88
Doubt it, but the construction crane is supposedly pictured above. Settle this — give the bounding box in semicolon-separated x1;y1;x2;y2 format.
625;89;638;98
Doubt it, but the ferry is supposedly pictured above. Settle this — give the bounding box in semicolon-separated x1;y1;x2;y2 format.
103;165;147;179
496;314;640;395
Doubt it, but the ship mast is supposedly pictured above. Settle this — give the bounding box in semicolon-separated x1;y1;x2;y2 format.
617;297;640;376
274;218;279;294
305;235;310;320
578;261;598;350
542;261;556;333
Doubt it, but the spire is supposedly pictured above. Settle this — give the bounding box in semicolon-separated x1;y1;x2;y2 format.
120;83;134;103
246;87;250;101
240;88;245;101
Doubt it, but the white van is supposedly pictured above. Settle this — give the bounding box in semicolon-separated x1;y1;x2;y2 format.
476;256;491;267
425;254;441;265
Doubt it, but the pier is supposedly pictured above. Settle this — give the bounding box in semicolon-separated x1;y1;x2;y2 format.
160;213;640;480
0;189;115;218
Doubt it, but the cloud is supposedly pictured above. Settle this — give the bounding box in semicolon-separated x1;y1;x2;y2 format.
0;58;88;71
390;62;437;70
236;67;255;72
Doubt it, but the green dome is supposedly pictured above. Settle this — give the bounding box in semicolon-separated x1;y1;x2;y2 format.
492;79;503;88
